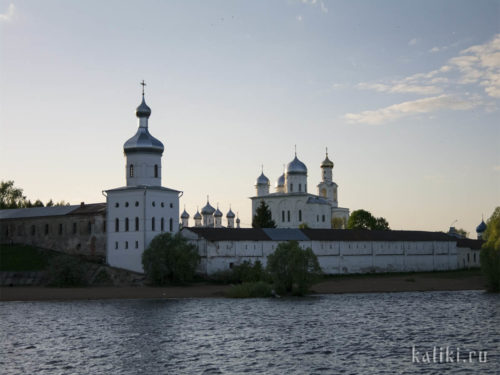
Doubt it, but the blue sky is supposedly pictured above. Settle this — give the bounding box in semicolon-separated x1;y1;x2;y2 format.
1;0;499;235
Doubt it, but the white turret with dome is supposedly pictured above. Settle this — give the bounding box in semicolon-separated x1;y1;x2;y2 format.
255;166;270;196
285;148;308;193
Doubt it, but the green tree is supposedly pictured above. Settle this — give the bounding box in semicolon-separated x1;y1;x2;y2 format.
266;240;322;295
298;222;310;229
0;180;27;209
142;232;200;285
46;199;54;207
331;217;346;229
455;228;469;238
252;200;276;228
480;207;500;292
347;209;390;230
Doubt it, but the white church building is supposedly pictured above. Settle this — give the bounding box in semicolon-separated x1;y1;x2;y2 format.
105;88;181;273
250;151;350;229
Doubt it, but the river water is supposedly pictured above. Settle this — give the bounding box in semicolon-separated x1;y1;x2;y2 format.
0;290;499;374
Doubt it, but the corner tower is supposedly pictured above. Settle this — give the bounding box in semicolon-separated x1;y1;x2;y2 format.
317;148;338;207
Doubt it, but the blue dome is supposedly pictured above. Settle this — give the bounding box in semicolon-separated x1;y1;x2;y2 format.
276;173;285;187
193;210;202;220
476;220;487;233
201;201;215;215
124;96;163;155
214;208;223;217
181;209;190;219
286;156;307;175
256;172;270;186
226;208;235;218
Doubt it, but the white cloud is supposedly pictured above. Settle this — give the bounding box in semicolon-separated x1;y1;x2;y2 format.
429;46;440;53
357;82;442;95
296;15;303;22
0;3;15;22
344;95;480;125
301;0;328;14
320;1;328;13
408;38;419;46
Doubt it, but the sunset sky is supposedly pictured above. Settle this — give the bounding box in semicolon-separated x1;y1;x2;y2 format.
1;0;499;235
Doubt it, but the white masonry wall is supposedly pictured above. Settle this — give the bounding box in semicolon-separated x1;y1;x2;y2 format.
183;234;459;275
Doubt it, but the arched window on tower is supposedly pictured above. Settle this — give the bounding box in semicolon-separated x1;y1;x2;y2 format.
115;218;119;232
299;210;302;222
129;164;134;178
154;164;159;178
152;217;156;231
161;218;164;232
125;218;129;232
135;217;139;231
169;218;173;232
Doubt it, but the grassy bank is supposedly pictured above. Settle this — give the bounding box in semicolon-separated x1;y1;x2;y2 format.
0;244;59;271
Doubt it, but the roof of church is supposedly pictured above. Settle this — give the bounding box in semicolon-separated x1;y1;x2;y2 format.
183;228;457;242
456;238;484;250
105;185;180;193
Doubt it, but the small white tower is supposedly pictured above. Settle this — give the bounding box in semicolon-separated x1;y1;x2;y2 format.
180;207;190;228
214;205;223;228
194;209;202;227
255;166;270;196
317;148;338;206
201;197;215;227
226;206;235;228
285;147;308;193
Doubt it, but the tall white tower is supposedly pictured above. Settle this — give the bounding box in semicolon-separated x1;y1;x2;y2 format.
105;82;180;273
201;198;215;227
317;149;338;207
214;205;223;228
194;209;202;227
180;207;190;228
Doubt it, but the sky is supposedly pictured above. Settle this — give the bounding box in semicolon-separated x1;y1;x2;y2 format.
1;0;499;235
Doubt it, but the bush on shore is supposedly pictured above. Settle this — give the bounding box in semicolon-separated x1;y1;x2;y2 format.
47;255;88;287
226;281;273;298
480;207;500;293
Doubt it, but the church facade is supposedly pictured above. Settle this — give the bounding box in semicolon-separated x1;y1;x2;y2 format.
250;152;349;229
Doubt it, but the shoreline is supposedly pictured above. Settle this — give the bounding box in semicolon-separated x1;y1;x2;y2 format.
0;271;486;301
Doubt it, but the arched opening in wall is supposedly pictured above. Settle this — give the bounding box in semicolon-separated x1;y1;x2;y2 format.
282;211;285;222
88;221;92;234
152;217;156;231
169;218;173;232
299;184;302;192
290;183;293;192
135;217;139;231
115;218;119;232
467;253;470;263
287;211;290;222
59;223;63;235
130;164;134;178
299;210;302;222
161;218;164;232
125;218;129;232
73;222;77;234
44;224;49;235
125;241;128;249
31;225;35;235
154;164;158;178
473;253;476;263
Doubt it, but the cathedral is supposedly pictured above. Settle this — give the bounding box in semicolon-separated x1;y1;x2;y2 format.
250;151;350;229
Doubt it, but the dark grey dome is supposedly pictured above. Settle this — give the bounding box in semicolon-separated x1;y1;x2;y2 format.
201;201;215;215
123;128;164;155
214;208;223;217
226;208;235;218
194;210;202;220
275;173;285;187
321;154;334;168
286;156;307;175
136;96;151;118
476;220;487;233
181;209;190;219
256;172;270;186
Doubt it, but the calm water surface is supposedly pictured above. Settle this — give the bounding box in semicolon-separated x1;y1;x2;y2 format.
1;290;499;374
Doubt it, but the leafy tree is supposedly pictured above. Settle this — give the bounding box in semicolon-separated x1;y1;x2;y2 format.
347;209;390;230
480;207;500;292
32;200;44;207
331;217;345;229
47;255;87;287
0;180;27;209
298;222;310;229
142;232;200;285
266;240;322;295
46;199;54;207
252;200;276;228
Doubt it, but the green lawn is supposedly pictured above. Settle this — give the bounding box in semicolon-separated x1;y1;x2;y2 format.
0;244;56;271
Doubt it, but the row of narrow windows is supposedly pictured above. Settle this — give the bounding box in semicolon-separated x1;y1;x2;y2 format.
115;240;139;250
114;217;173;232
4;221;104;237
114;201;173;208
289;183;306;193
129;164;159;178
